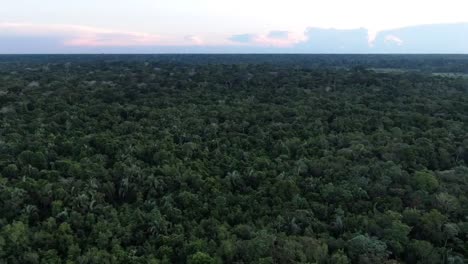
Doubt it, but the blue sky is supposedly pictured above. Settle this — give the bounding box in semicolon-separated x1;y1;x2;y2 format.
1;0;468;53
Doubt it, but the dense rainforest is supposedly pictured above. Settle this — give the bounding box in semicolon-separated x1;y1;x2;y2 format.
0;55;468;263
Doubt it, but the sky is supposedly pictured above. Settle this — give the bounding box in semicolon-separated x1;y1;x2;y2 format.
1;0;468;53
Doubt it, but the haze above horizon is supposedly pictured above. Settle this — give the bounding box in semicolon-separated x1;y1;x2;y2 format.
1;0;468;53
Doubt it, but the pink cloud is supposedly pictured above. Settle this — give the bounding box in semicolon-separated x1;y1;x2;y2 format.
0;22;182;46
1;23;305;48
65;32;164;47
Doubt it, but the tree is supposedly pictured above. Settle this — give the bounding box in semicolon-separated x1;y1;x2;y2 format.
435;193;459;214
383;220;411;256
411;171;439;192
1;221;29;257
187;252;216;264
420;209;447;244
407;240;440;264
347;234;389;264
2;164;18;178
330;250;349;264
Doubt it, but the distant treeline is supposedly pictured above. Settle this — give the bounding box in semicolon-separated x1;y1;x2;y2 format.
1;54;468;73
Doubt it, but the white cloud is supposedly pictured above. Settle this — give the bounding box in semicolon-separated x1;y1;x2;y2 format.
229;31;307;47
384;35;404;46
184;35;204;45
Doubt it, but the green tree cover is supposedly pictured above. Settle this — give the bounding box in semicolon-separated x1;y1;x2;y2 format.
0;57;467;263
2;54;468;73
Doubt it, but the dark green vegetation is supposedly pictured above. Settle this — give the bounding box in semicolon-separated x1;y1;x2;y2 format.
1;55;468;263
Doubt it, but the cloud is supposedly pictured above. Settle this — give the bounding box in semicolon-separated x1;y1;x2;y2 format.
267;31;289;39
296;27;370;53
65;32;163;47
229;34;255;43
2;22;468;53
229;31;306;47
384;35;403;46
0;22;177;47
184;35;204;45
372;23;468;53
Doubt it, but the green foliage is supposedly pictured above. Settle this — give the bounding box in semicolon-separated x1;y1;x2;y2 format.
407;240;440;264
0;56;467;263
411;171;439;192
2;164;18;178
347;234;388;263
382;218;411;255
188;252;216;264
17;150;47;170
330;250;349;264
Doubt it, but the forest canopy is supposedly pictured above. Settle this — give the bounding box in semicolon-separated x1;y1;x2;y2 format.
0;55;468;263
